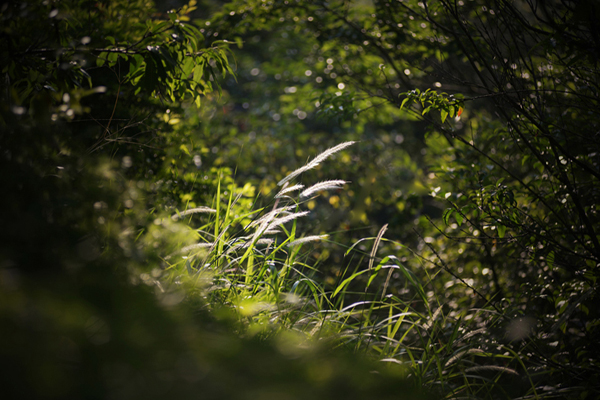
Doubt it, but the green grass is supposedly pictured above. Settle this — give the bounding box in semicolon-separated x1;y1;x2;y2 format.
158;142;543;399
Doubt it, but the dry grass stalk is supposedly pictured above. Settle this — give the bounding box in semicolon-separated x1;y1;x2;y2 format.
369;224;388;270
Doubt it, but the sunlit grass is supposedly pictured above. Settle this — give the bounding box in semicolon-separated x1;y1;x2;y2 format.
158;142;540;399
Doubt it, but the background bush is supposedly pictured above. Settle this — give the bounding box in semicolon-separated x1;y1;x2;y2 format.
2;0;599;398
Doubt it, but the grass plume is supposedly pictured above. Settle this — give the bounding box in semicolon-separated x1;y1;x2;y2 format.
275;184;305;198
300;180;347;198
277;141;355;186
287;235;329;248
171;206;217;220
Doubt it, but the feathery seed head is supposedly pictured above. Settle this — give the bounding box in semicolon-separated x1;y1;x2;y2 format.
266;211;310;231
278;141;355;186
287;235;329;247
275;184;305;198
300;180;347;198
171;206;217;220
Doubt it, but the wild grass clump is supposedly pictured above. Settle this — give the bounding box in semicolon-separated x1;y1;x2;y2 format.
157;142;541;399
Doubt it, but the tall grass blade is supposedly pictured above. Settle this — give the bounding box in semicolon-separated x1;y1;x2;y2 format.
333;268;371;298
214;172;221;240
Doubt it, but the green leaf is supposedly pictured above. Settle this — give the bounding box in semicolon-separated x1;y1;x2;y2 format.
151;21;169;33
441;109;448;123
97;52;108;67
182;23;204;42
442;208;454;226
497;224;506;238
547;251;555;268
182;57;195;77
179;144;191;156
193;62;204;84
127;54;144;81
455;212;464;226
107;52;119;66
400;97;410;109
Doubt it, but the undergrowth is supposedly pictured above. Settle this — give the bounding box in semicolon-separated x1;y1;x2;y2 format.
157;142;544;399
